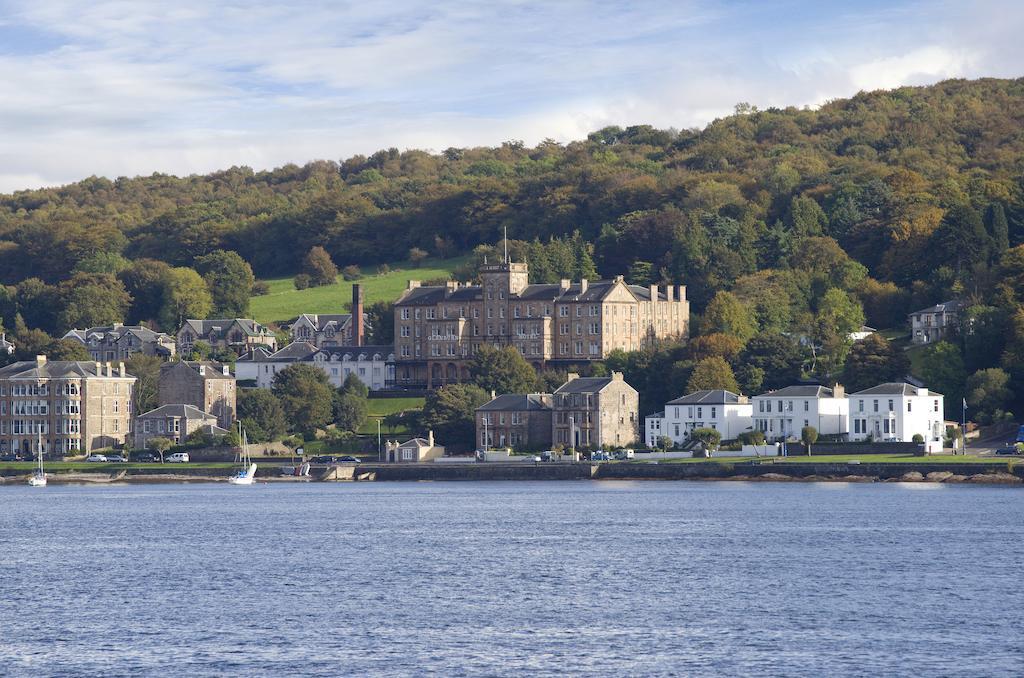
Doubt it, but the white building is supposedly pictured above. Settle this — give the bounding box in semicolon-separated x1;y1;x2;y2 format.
644;411;665;448
751;385;848;441
909;300;960;345
660;390;753;445
848;383;945;453
235;341;395;391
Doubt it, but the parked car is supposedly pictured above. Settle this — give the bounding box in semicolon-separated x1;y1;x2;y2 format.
106;454;127;463
85;454;108;462
995;446;1020;456
311;455;337;464
131;452;159;463
337;455;361;463
614;449;635;460
166;452;190;463
0;453;20;462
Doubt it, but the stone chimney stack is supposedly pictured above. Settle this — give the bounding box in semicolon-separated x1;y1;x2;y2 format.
118;362;126;377
666;285;674;302
649;284;658;301
580;279;588;294
428;430;435;448
832;383;846;399
352;283;365;347
566;372;580;383
676;284;686;301
560;279;571;291
222;364;231;376
94;361;101;375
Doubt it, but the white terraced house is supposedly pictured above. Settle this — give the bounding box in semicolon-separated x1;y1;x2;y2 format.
751;384;849;442
660;390;753;444
848;383;945;453
644;411;665;448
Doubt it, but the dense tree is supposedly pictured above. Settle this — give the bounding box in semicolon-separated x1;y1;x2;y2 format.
45;338;91;361
916;341;967;419
119;259;172;326
686;356;740;393
195;250;255;317
365;300;394;345
302;246;338;286
469;344;539;394
271;363;335;437
965;368;1013;424
125;353;163;414
58;273;131;330
930;203;988;276
807;288;864;377
701;291;756;344
842;334;909;393
801;426;818;455
419;383;490;450
333;373;369;433
237;388;287;442
739;333;805;392
158;267;212;332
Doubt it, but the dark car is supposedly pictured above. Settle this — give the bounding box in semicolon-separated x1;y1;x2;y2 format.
0;453;20;462
131;452;159;463
311;455;338;464
995;446;1021;456
337;455;361;464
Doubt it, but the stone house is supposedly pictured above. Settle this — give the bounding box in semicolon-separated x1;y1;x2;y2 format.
158;361;236;430
475;393;553;451
909;301;960;345
392;260;688;388
385;431;444;463
63;324;176;362
551;372;639;449
0;356;136;456
134;404;227;448
289;283;370;348
176;318;277;357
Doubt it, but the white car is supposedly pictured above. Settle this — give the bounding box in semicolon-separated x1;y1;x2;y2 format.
166;452;190;463
85;454;108;463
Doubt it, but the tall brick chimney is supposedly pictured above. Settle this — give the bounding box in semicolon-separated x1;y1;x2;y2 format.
352;283;364;346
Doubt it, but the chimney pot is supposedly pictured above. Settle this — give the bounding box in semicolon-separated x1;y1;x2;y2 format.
580;279;588;293
560;279;571;291
36;355;47;366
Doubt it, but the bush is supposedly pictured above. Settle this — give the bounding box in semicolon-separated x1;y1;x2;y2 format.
690;427;721;450
294;273;312;290
912;433;924;443
376;264;391;276
738;430;766;446
251;280;270;296
341;265;362;281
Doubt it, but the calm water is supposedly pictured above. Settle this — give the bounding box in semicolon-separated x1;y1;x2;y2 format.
1;481;1023;676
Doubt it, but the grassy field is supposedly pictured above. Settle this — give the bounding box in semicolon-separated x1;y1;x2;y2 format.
359;396;425;436
657;454;1012;465
250;255;468;325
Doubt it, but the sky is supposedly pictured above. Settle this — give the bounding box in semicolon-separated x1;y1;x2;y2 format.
0;0;1021;193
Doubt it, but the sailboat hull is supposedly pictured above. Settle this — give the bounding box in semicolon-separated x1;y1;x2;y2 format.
228;463;258;485
28;475;46;487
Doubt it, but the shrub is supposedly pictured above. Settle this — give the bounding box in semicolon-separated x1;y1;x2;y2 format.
912;433;924;443
251;281;270;296
738;430;766;446
690;427;722;450
341;265;362;281
294;273;312;290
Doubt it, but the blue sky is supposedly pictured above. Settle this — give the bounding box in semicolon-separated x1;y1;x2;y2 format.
0;0;1020;192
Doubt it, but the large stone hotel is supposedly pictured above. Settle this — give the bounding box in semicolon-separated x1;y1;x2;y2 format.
393;261;689;387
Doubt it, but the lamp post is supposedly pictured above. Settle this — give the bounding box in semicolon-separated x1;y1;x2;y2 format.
377;418;382;462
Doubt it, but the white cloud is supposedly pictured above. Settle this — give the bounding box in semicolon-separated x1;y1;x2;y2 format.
0;0;1021;192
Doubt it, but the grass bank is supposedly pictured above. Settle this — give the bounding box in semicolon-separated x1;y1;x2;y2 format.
656;454;1012;465
250;255;468;325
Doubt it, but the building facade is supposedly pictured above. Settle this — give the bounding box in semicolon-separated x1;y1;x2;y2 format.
236;342;395;390
909;300;960;345
176;319;277;357
384;431;444;463
0;333;15;358
158;361;236;430
392;261;689;387
644;412;665;448
475;393;553;451
63;324;176;362
661;390;753;444
0;356;136;456
551;372;639;449
751;385;849;441
848;383;945;452
289;283;369;349
134;404;226;448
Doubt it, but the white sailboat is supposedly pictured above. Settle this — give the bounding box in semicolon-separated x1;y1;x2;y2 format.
28;431;46;487
228;425;258;485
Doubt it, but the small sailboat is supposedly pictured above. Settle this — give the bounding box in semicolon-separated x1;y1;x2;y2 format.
28;431;46;487
228;425;258;485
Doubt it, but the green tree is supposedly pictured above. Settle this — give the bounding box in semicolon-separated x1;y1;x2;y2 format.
302;246;338;286
195;250;255;317
58;272;132;329
159;267;212;332
917;341;967;419
125;353;163;414
365;300;395;345
702;291;756;344
965;368;1013;425
626;260;655;286
119;259;172;326
808;288;864;377
45;338;91;361
686;356;740;393
930;203;988;276
842;334;909;393
74;251;131;275
739;333;805;391
419;384;490;450
985;202;1010;264
801;425;818;455
271;363;335;437
237;388;287;442
408;247;428;268
148;436;172;463
690;427;721;451
333;374;369;433
469;344;539;394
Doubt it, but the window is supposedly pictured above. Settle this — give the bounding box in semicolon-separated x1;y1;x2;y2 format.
711;407;717;418
888;399;894;412
907;401;912;412
803;401;809;412
873;400;878;412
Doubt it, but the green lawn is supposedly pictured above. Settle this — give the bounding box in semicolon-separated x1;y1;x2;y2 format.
360;396;425;435
250;255;468;325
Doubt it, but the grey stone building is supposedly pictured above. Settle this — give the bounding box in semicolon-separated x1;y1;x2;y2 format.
158;361;236;430
135;404;227;448
551;372;639;449
475;393;553;451
63;324;176;362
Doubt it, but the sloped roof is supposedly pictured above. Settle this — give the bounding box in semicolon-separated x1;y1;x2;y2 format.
181;318;270;338
646;411;665;420
0;360;135;380
756;385;836;398
667;389;744;406
137;404;216;420
910;300;960;316
554;376;615;394
396;277;676;307
246;342;394;363
161;360;233;380
477;394;552;412
851;382;943;397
